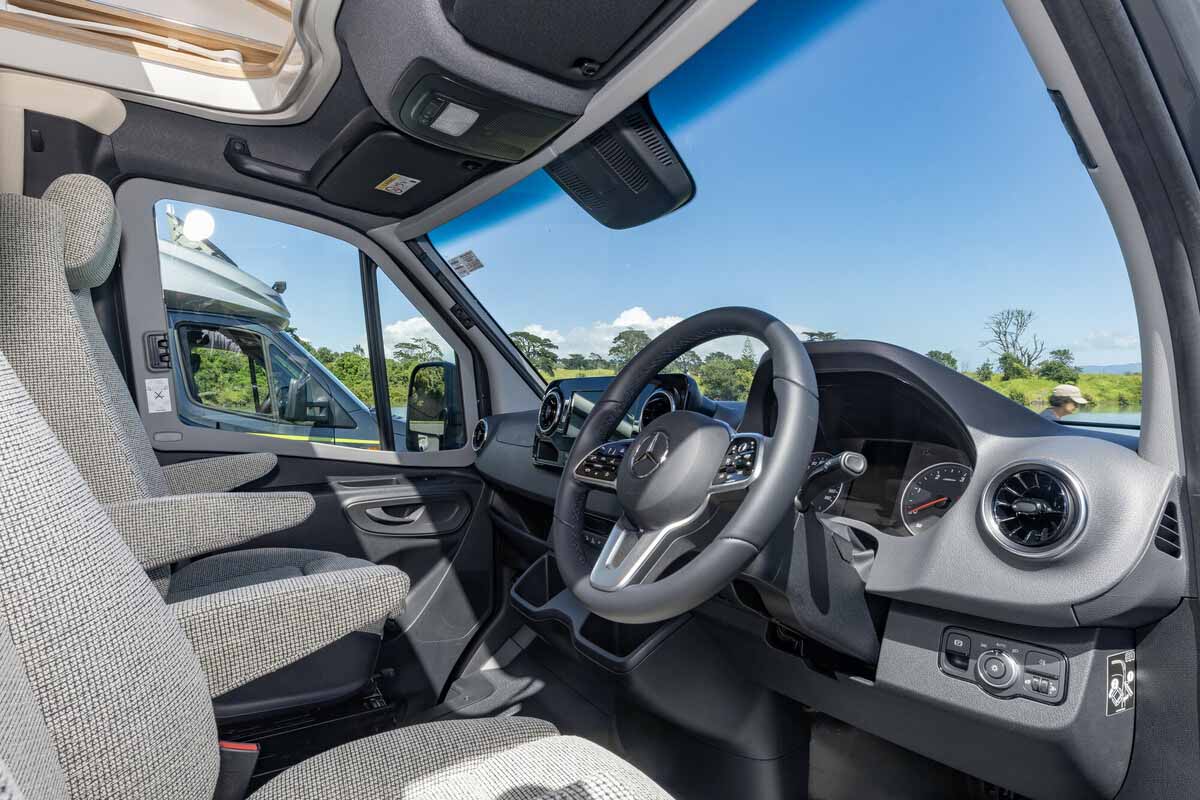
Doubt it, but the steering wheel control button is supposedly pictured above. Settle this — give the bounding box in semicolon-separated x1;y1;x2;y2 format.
574;440;632;488
1024;650;1064;680
712;435;761;489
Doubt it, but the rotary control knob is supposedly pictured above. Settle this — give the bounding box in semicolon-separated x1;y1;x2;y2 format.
976;649;1019;690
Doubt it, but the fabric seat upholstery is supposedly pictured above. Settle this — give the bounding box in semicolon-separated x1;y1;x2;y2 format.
0;176;396;717
0;346;672;800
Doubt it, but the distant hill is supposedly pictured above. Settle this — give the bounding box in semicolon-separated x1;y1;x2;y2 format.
1079;363;1141;374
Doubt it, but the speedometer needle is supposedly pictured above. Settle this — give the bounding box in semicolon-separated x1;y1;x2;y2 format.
909;496;949;514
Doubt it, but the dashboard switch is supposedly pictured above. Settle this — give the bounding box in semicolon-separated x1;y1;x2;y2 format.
1024;650;1064;680
946;633;971;656
977;650;1019;690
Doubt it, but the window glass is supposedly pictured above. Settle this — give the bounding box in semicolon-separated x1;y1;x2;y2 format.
376;271;466;452
155;200;382;449
429;0;1142;426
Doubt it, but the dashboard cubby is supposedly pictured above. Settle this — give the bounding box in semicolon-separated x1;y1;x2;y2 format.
510;554;687;672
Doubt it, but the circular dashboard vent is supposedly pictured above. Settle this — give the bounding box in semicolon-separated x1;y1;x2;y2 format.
984;463;1086;558
537;390;564;435
639;389;675;430
471;419;489;452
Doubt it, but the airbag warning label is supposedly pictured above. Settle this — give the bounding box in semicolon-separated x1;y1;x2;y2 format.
1105;650;1136;716
375;173;421;196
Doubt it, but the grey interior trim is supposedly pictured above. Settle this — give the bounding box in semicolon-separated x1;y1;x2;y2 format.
114;177;478;467
1006;0;1182;472
369;0;755;242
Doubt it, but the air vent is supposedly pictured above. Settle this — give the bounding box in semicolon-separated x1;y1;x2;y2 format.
537;389;564;435
471;419;489;452
984;463;1086;558
638;389;675;430
1155;502;1182;558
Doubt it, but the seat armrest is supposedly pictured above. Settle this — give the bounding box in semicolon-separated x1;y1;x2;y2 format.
104;491;315;570
163;452;278;494
171;565;409;697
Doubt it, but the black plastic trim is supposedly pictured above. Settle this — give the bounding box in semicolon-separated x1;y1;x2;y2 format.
359;254;396;451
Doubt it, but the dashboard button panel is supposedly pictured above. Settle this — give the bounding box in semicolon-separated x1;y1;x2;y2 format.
939;627;1067;705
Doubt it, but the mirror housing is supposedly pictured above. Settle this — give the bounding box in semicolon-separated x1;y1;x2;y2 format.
405;361;466;452
283;375;333;425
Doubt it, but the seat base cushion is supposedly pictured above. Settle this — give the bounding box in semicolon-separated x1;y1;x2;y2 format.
165;547;375;603
250;716;674;800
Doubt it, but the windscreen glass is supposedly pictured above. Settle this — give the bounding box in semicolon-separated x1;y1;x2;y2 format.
430;0;1141;427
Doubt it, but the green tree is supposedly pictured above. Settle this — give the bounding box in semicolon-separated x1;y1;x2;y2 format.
392;337;443;363
801;330;837;342
608;329;652;368
587;352;608;370
509;331;559;377
562;353;588;370
976;360;994;382
1036;348;1080;383
926;350;958;370
668;350;702;375
999;351;1031;381
697;351;755;400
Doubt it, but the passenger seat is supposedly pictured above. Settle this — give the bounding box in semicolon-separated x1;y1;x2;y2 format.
0;175;397;717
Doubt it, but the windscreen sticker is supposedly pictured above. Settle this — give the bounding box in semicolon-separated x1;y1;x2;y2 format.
1105;649;1136;717
145;378;171;414
375;173;422;196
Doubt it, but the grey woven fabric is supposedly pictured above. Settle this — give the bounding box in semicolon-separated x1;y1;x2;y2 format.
171;565;409;697
250;717;674;800
164;547;376;602
0;624;66;800
104;492;316;570
41;175;120;292
0;194;160;505
163;452;278;494
0;350;220;800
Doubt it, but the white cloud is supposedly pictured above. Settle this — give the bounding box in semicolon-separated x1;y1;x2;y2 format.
381;315;451;359
523;306;811;360
1073;330;1139;352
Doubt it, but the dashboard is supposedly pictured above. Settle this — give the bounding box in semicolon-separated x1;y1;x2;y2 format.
473;339;1183;800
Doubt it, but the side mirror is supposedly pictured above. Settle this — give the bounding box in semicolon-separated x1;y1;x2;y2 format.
405;361;464;452
283;375;332;425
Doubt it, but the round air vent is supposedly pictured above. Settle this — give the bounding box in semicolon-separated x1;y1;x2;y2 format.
983;462;1086;558
471;419;489;452
537;389;564;435
639;389;675;430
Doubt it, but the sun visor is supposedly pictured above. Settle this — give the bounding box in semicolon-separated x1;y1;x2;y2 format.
224;109;498;217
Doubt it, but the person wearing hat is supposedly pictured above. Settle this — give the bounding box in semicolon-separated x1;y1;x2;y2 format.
1042;384;1089;421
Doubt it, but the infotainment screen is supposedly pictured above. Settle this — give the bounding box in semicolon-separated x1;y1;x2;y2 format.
566;390;639;438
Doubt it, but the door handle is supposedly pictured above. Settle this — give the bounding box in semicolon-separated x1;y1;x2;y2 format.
364;505;426;525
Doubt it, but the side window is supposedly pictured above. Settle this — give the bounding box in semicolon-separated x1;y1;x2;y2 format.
178;325;273;417
376;271;467;452
154;200;466;452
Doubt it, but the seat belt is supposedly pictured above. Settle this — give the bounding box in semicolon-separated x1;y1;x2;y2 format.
213;740;259;800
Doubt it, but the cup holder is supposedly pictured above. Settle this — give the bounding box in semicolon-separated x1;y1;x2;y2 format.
512;554;566;609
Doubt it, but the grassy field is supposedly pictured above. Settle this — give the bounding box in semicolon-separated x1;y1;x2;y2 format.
975;372;1142;410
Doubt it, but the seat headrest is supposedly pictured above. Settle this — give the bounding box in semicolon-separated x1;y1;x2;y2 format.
41;174;121;292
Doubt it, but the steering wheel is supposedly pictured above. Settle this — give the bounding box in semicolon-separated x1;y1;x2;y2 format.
550;307;819;624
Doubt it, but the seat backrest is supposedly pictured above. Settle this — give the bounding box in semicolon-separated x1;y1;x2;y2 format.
0;176;169;504
0;347;218;798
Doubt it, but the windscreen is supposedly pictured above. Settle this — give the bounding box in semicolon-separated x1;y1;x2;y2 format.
430;0;1142;428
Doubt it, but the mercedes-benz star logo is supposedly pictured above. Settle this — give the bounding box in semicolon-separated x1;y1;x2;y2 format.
631;431;670;478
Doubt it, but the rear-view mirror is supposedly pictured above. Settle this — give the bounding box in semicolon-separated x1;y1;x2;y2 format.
405;361;466;452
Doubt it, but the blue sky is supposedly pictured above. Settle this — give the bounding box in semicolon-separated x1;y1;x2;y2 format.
432;0;1140;369
157;0;1139;373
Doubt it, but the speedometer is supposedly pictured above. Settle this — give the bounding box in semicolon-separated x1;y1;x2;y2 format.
900;462;972;535
807;451;845;513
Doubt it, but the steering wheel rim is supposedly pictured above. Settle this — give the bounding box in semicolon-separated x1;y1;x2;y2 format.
550;306;819;624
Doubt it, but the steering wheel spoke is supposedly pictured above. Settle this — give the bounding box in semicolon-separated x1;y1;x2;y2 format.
590;508;711;591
